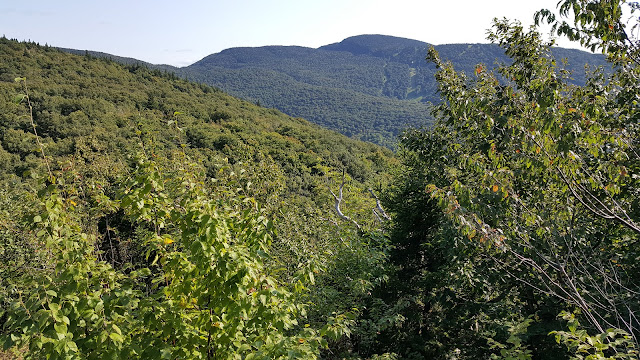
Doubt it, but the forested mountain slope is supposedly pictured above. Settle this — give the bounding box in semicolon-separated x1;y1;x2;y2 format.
178;44;433;147
179;34;608;147
0;36;397;273
0;39;398;359
57;35;607;148
1;38;393;192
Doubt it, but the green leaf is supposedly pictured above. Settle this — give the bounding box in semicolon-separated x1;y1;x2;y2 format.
9;333;20;345
54;323;68;337
111;323;122;335
66;340;78;352
109;332;124;343
14;94;26;104
95;300;104;313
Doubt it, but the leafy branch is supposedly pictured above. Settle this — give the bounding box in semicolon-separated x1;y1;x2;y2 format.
14;77;52;180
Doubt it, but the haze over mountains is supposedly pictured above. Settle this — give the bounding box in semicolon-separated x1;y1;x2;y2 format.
64;34;608;147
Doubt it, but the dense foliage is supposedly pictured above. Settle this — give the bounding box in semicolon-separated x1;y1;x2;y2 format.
372;0;640;358
0;38;395;359
2;158;338;359
175;36;608;148
3;1;640;358
61;35;608;148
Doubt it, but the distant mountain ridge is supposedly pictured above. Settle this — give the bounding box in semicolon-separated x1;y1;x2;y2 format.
61;34;608;148
57;47;179;72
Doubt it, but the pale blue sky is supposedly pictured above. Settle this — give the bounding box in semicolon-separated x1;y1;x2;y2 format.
1;0;585;67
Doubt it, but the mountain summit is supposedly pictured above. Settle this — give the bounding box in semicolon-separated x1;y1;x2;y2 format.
319;34;431;56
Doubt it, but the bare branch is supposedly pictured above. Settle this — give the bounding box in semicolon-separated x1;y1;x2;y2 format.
369;188;391;221
329;169;360;229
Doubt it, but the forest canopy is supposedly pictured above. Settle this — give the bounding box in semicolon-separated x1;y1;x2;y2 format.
2;0;640;359
380;0;640;358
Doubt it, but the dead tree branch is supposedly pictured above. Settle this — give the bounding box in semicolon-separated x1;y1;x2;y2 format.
369;188;391;221
329;169;360;229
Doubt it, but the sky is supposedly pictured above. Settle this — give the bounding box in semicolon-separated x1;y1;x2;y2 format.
1;0;584;67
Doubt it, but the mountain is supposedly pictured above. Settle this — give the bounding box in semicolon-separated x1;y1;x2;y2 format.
58;34;609;148
179;35;608;147
178;43;433;148
0;38;395;212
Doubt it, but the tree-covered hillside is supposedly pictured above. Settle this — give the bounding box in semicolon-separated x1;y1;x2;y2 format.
0;37;398;359
178;44;433;148
3;0;640;357
58;47;179;73
0;38;394;192
178;35;608;147
59;35;608;148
